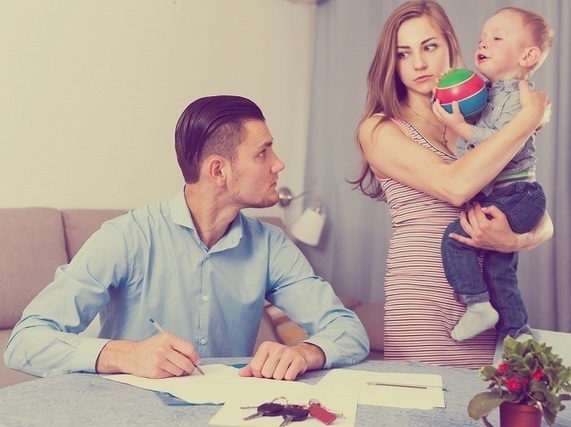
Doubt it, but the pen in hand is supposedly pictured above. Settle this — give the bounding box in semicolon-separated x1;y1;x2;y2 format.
149;317;205;375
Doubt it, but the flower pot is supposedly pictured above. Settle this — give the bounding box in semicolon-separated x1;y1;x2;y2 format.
500;402;542;427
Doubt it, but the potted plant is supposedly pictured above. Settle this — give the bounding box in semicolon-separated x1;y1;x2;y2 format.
468;336;571;426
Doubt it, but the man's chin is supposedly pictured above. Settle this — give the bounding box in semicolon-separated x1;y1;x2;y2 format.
248;195;279;209
250;200;278;209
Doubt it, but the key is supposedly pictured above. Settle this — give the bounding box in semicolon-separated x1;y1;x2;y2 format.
241;396;288;410
308;401;337;425
279;405;309;426
243;402;284;420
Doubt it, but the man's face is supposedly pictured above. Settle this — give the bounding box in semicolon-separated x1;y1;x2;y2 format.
227;120;285;209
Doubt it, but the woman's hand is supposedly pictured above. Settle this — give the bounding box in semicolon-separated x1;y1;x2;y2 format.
536;98;552;132
448;202;520;253
449;202;553;253
518;80;550;130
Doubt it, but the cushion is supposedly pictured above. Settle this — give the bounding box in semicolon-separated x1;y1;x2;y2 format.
62;209;127;260
0;208;68;329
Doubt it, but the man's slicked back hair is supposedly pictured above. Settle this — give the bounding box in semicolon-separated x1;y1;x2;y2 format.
175;95;265;183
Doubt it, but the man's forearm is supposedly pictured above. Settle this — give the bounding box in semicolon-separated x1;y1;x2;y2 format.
95;340;135;374
291;342;326;371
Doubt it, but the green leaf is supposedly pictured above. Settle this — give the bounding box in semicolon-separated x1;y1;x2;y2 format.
468;391;504;420
542;404;556;425
480;366;497;380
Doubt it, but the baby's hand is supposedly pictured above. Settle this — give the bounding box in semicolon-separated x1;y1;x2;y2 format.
432;100;465;128
432;100;472;140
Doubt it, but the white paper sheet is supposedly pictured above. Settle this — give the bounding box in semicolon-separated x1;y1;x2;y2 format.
209;385;356;427
103;364;243;404
315;369;445;409
104;364;358;425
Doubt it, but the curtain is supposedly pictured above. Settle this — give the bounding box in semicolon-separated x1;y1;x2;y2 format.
302;0;571;332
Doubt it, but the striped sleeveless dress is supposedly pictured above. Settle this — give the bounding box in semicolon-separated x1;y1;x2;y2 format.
380;118;496;369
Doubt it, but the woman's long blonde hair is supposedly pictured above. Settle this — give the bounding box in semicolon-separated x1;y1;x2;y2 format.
351;0;463;200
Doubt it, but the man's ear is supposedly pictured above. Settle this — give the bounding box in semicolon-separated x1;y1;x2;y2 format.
204;155;229;185
520;46;541;68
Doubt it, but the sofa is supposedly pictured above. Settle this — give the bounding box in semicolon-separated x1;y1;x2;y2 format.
1;207;383;388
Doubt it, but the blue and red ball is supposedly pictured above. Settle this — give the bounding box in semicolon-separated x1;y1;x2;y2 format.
434;69;487;118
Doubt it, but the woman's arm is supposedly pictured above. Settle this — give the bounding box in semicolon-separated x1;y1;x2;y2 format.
448;203;553;252
359;82;548;206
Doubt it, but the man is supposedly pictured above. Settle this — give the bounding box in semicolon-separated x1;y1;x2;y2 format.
4;95;369;381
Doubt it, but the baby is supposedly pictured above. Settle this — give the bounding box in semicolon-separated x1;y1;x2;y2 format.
436;7;553;342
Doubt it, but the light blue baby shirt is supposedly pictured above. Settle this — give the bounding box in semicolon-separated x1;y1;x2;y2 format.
457;79;538;195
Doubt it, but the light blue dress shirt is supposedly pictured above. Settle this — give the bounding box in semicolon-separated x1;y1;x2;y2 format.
4;190;369;377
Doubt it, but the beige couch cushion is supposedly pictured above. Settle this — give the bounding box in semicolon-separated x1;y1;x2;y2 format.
0;208;68;329
62;209;127;260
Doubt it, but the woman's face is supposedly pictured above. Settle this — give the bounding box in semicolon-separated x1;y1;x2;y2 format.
396;16;451;97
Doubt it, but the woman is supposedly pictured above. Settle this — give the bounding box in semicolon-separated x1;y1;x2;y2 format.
352;0;552;368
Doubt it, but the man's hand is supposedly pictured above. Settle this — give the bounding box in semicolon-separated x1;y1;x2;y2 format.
238;341;325;381
95;333;201;378
448;202;519;253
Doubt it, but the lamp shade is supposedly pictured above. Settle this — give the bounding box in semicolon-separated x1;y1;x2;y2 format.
290;207;326;246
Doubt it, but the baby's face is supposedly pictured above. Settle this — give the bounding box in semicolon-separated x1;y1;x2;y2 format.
474;10;532;82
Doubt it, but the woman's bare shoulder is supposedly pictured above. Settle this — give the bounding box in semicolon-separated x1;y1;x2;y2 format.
359;115;408;145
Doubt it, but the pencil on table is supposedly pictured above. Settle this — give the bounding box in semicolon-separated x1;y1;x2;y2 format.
367;381;446;391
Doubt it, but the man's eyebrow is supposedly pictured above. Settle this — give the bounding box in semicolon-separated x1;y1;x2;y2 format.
397;36;438;49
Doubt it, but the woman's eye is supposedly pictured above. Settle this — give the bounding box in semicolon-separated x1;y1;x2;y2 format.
397;51;409;59
424;44;437;52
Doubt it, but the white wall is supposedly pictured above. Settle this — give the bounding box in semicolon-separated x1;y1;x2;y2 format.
0;0;315;219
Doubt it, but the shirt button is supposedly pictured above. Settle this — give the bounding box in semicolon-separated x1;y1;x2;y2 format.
200;338;207;345
202;295;209;302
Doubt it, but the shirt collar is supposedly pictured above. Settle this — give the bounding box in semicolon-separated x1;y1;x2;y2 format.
169;186;195;229
168;186;244;251
489;78;533;92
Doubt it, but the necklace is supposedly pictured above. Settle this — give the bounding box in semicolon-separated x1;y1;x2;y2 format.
406;103;448;147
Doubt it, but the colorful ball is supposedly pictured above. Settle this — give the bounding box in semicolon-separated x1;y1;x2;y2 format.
434;69;487;118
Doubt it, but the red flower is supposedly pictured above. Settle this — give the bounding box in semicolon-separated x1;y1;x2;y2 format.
531;368;545;381
506;378;522;392
497;363;509;373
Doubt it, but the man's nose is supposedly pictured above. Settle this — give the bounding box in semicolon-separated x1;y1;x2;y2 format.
272;156;285;173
